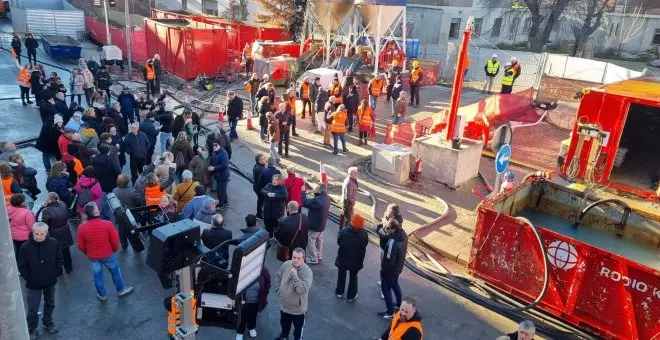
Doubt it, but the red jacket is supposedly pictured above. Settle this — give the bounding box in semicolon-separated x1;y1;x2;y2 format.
77;217;119;260
283;174;304;208
58;134;72;162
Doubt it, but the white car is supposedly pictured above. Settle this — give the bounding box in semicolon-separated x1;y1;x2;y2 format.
295;68;345;91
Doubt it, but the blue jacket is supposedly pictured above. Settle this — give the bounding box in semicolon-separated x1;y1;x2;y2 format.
301;191;331;232
123;131;150;158
139;119;160;146
118;93;138;117
210;149;229;181
45;174;72;203
181;195;207;220
258;166;281;189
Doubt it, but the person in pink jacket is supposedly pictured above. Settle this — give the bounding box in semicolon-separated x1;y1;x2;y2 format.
74;166;103;215
8;193;36;259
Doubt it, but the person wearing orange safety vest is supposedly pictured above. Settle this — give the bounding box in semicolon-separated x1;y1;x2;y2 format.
356;99;374;146
328;75;343;105
144;173;168;206
299;77;312;119
464;54;471;77
377;297;423;340
409;60;423;108
330;105;348;155
243;43;253;74
1;163;23;206
14;58;33;105
143;59;156;99
368;74;385;110
285;88;299;137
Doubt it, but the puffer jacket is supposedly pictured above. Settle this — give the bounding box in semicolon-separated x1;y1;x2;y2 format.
46;174;73;205
41;201;73;248
82;68;95;89
380;228;408;276
74;176;103;214
8;205;36;241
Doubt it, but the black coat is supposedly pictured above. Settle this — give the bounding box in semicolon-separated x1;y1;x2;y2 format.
258;101;269;127
35;122;62;157
46;174;73;204
300;192;331;232
18;235;63;289
123;131;150;158
252;162;265;191
41;201;73;248
156;111;174;133
380;229;408;275
30;71;43;95
227;96;244;120
11;38;22;53
25;37;38;51
39;100;57;123
275;213;309;250
93;153;121;192
345;92;360;115
261;183;288;220
95;70;112;90
335;227;368;271
201;227;233;250
139;119;160;147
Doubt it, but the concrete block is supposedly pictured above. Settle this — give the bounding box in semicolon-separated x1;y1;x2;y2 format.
412;135;483;188
371;143;411;185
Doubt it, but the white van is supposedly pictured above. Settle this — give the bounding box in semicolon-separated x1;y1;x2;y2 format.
295;68;345;92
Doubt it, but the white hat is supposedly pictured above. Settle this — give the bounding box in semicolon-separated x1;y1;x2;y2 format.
492;53;498;58
511;56;517;62
53;114;63;124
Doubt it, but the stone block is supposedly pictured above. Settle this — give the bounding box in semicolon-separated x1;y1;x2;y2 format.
412;135;482;188
371;143;411;185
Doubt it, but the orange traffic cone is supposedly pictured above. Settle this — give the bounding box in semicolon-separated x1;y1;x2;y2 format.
247;113;255;130
218;111;225;123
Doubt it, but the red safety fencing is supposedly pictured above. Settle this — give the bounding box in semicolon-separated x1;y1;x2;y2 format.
85;16;148;63
384;87;538;146
144;18;229;81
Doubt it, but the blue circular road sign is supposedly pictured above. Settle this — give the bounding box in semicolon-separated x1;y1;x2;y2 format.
495;144;511;174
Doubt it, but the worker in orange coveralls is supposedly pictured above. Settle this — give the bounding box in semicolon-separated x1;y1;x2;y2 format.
243;43;253;74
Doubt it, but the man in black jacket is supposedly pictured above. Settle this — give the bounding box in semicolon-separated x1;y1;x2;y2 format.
39;95;57;123
226;91;243;141
25;33;38;65
378;219;408;319
93;145;121;220
156;108;174;153
139;112;160;165
300;183;331;264
95;65;112;100
201;214;233;265
124;122;151;184
252;153;266;219
274;201;309;259
274;103;291;158
18;222;63;339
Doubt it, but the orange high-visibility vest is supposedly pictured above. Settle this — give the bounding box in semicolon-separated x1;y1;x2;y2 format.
2;177;14;206
465;56;471;69
300;82;310;99
411;68;423;83
18;68;31;87
145;184;165;206
331;110;347;133
329;83;342;104
369;79;384;96
145;64;155;80
72;158;84;177
357;106;373;127
287;97;297;116
388;312;424;340
245;45;253;60
244;82;252;93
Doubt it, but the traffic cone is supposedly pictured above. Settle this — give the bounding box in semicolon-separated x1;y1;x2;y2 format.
218;111;225;123
247;112;255;130
320;161;328;184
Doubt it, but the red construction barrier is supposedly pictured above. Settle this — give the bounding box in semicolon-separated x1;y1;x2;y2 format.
144;18;229;80
85;16;148;63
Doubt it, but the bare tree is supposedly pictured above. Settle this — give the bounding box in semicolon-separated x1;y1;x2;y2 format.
254;0;295;30
221;0;249;20
569;0;611;57
610;0;648;56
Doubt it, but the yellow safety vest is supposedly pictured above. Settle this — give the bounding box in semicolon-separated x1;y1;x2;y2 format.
501;71;514;86
486;60;499;74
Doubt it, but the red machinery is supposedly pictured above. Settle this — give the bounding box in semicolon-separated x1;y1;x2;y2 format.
144;18;229;81
469;178;660;339
560;77;660;200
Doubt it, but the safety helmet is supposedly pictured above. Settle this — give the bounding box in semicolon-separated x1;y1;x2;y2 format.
392;59;399;66
504;171;515;181
412;60;420;68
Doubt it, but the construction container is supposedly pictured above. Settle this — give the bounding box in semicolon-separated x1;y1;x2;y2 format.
469;178;660;340
144;18;229;81
41;35;82;59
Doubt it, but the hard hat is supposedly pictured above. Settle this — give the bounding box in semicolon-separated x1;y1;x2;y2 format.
392;59;399;66
504;171;515;181
412;60;420;68
492;53;498;58
510;56;517;62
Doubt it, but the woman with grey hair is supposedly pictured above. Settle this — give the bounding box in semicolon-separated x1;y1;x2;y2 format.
496;320;536;340
40;192;73;273
173;170;199;213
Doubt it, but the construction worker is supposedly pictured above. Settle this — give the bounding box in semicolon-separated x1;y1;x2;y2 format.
409;60;423;108
330;104;348;155
329;74;343;105
285;88;299;137
243;43;253;74
245;73;261;115
143;59;156;99
356;99;374;146
500;63;514;94
368;74;385;111
299;77;312;119
464;54;471;77
376;297;423;340
483;54;500;94
510;56;521;84
14;58;33;106
385;60;401;103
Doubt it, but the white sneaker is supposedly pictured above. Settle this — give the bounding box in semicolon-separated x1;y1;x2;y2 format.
236;334;244;340
248;329;257;337
377;280;381;286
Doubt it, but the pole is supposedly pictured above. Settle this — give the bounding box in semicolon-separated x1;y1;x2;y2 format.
103;0;112;45
0;190;30;339
124;0;132;78
445;16;474;141
402;7;407;72
374;6;381;75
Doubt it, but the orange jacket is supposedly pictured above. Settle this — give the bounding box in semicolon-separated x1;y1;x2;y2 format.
369;79;384;96
145;184;166;206
300;82;310;99
331;110;347;133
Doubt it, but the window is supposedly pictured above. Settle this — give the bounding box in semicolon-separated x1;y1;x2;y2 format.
653;28;660;45
473;18;483;36
449;18;462;39
492;18;502;37
509;17;520;35
522;17;532;34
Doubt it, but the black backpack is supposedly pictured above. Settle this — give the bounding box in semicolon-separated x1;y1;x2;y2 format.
76;180;97;209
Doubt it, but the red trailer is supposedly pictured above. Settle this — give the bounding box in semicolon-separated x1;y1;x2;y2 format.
560;77;660;200
144;18;229;81
469;178;660;339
